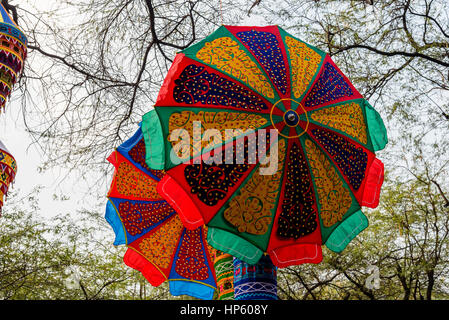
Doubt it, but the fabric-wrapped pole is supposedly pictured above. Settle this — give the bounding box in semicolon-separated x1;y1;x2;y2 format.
213;250;234;300
233;254;277;300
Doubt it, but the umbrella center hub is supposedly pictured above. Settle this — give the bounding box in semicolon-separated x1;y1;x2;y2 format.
270;98;309;139
283;109;299;127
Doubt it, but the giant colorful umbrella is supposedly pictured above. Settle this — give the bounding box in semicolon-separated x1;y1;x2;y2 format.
0;140;16;214
141;25;388;267
0;3;27;112
105;126;217;299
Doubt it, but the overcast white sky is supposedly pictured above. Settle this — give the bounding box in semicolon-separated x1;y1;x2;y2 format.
0;99;101;218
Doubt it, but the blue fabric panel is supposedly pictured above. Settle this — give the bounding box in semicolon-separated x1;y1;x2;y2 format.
105;200;126;246
169;280;215;300
0;5;14;25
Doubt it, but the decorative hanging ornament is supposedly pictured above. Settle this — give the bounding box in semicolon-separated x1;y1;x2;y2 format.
105;126;218;300
141;25;388;268
0;3;27;112
0;140;16;214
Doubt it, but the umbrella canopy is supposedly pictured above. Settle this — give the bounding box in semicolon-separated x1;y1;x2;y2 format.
0;3;27;112
0;140;16;214
105;126;217;299
141;25;388;267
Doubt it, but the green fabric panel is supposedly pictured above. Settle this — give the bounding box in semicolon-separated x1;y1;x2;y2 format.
274;100;287;113
280;125;290;138
142;109;165;170
207;227;264;265
298;135;361;243
154;106;281;169
181;26;280;104
295;120;308;137
364;100;388;151
277;26;326;103
325;210;368;252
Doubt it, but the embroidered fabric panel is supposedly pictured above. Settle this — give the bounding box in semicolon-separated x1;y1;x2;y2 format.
184;134;263;207
0;171;11;193
0;17;27;46
311;128;368;190
223;139;286;235
0;148;16;174
276;142;318;239
0;170;10;185
236;30;288;94
184;161;251;207
0;50;22;75
0;174;12;197
304;62;353;108
0;33;26;63
0;81;11;100
233;255;277;300
202;226;216;259
168;110;267;161
284;36;322;99
173;64;268;111
304;139;352;228
310;101;368;144
0;65;15;87
117;200;174;237
115;161;160;199
195;37;275;99
0;170;14;208
0;146;17;211
137;215;183;270
174;228;210;280
213;250;234;300
0;19;26;112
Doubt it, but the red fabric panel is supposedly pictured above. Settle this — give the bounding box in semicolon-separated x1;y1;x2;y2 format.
123;248;167;287
361;157;384;208
106;151;117;166
268;243;323;268
157;174;204;230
